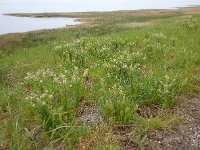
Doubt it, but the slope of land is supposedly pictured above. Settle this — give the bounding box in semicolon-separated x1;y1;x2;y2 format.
0;7;200;150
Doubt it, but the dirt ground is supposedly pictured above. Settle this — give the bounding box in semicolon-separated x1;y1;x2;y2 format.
146;95;200;150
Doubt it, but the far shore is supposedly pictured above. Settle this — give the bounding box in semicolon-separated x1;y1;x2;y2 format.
1;6;200;38
4;6;200;18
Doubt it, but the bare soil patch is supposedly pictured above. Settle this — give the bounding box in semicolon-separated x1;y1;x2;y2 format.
147;95;200;150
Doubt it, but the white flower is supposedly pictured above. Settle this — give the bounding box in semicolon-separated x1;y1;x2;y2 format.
64;70;68;74
72;67;79;82
83;69;89;78
42;101;46;105
48;95;53;99
63;80;67;84
165;75;170;80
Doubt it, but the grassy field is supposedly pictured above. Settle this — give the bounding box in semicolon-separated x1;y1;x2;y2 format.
0;7;200;149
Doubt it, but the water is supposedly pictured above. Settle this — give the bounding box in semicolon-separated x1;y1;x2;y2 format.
0;0;200;35
0;15;79;35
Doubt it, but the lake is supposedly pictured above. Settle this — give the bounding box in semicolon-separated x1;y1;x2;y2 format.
0;15;79;35
0;0;200;35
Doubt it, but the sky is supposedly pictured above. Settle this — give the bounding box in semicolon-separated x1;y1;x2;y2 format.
0;0;200;13
1;0;199;5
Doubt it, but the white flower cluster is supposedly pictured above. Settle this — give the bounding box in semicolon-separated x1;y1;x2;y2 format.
25;90;53;107
25;69;55;81
53;73;67;85
53;45;63;51
24;69;68;85
152;33;167;39
102;51;143;71
157;75;176;94
72;67;82;83
53;42;69;51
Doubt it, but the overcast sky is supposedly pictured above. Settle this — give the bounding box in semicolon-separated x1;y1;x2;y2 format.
1;0;200;4
0;0;200;13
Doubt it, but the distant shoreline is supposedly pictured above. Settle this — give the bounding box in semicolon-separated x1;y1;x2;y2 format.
4;5;200;17
1;6;200;37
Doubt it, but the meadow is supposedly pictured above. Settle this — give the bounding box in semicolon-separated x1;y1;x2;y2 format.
0;7;200;149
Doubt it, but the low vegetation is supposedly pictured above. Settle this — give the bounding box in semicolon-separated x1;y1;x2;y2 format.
0;7;200;149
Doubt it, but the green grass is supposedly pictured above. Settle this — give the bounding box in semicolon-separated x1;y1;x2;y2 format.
0;10;200;149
